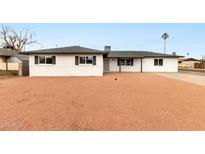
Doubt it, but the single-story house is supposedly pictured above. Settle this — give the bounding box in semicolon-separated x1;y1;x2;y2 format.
23;46;183;76
178;58;200;68
0;48;29;76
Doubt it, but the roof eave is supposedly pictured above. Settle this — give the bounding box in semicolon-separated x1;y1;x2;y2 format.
144;55;184;58
107;56;143;58
20;52;107;55
107;55;184;58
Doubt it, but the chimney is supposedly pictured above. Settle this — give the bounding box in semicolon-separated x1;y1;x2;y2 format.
104;46;111;51
172;52;176;55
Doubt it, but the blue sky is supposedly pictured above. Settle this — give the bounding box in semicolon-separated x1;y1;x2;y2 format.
4;23;205;58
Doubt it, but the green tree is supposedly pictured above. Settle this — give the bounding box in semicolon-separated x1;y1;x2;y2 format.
162;33;169;54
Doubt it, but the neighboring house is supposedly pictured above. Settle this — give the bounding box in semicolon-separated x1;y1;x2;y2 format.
24;46;182;76
0;48;29;76
178;58;199;68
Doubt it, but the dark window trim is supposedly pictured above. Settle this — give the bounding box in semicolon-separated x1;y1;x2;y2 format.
75;56;79;65
34;56;38;64
93;56;96;65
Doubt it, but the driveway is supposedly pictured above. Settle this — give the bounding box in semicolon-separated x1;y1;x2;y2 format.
0;73;205;130
155;72;205;86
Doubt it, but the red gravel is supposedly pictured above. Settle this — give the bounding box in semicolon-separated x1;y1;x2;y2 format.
0;73;205;130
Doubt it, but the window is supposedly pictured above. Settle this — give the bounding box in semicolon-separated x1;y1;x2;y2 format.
118;58;133;66
125;58;132;65
154;59;158;66
120;59;126;65
38;56;55;64
39;56;46;64
154;59;163;66
159;59;163;66
79;56;93;64
80;57;86;64
86;56;93;64
46;57;53;64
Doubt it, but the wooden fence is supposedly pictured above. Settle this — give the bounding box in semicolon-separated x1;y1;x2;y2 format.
194;62;205;69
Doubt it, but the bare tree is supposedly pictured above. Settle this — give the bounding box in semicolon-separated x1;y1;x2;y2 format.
0;25;37;52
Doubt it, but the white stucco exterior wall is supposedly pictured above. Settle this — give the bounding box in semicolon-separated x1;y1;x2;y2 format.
107;57;178;73
142;58;178;72
108;58;141;72
29;54;103;76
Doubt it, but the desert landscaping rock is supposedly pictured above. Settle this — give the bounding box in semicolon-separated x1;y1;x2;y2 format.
0;73;205;130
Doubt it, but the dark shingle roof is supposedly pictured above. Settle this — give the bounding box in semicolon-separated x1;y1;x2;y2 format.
23;46;106;54
22;46;182;58
107;51;183;58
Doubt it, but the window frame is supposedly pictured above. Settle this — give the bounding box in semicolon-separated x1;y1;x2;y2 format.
79;56;93;65
154;58;163;66
119;58;133;66
38;56;54;65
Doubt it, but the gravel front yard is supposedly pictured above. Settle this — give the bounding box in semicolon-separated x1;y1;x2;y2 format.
0;73;205;130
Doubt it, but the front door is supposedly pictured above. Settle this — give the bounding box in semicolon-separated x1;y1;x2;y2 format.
103;58;109;72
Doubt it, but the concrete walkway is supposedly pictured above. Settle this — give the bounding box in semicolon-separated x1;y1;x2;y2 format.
179;70;205;76
155;72;205;86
